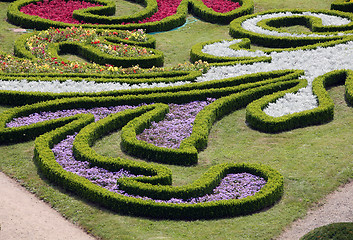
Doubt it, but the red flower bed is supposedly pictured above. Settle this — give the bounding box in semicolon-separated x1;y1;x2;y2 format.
20;0;240;25
138;0;182;23
20;0;102;24
202;0;240;13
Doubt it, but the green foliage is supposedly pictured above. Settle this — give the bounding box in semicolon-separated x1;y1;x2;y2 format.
300;222;353;240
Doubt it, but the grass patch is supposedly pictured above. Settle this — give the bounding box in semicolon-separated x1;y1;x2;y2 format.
113;0;145;17
0;0;352;239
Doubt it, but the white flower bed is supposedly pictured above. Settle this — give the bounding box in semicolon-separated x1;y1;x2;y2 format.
0;79;191;93
198;40;353;117
241;12;352;38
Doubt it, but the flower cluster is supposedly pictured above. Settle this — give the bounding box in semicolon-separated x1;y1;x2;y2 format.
202;0;240;13
100;29;148;42
20;0;102;24
94;43;150;57
0;52;208;76
26;27;152;60
137;99;215;148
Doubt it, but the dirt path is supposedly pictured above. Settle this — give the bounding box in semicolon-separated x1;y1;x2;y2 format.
0;172;96;240
277;180;353;240
0;170;352;240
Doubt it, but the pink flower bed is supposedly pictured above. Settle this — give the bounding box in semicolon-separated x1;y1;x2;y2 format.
20;0;240;25
202;0;240;13
20;0;102;24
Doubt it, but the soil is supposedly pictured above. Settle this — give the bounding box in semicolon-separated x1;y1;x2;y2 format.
0;172;95;240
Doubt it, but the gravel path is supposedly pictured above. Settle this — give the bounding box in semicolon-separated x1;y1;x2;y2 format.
277;180;353;240
0;172;95;240
0;170;351;240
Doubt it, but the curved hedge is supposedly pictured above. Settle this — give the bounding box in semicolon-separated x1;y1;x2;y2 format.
331;0;353;13
229;9;353;48
0;70;304;144
7;0;254;32
246;70;353;132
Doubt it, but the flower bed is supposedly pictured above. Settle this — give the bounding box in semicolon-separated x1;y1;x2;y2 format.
20;0;242;25
20;0;102;24
8;0;254;31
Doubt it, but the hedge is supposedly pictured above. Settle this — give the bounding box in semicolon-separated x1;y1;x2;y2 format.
331;0;353;13
229;9;353;48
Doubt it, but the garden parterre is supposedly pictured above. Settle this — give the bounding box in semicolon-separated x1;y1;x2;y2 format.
0;0;353;236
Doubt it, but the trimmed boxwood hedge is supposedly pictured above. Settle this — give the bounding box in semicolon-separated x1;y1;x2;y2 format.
7;0;254;32
3;61;351;219
229;9;353;48
331;0;353;13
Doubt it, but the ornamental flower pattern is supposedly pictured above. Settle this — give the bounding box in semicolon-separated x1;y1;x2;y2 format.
10;7;353;220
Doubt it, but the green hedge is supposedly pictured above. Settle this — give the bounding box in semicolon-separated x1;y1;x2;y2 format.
1;67;324;218
72;0;158;25
331;0;353;13
229;9;353;48
7;0;253;32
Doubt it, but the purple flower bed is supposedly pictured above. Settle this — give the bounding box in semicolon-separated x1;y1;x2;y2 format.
6;105;138;128
7;100;214;149
136;98;215;148
53;134;140;193
53;133;267;203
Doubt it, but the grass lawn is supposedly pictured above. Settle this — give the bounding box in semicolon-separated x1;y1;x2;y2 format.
0;0;352;239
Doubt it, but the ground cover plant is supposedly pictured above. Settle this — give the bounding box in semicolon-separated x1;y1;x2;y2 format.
0;0;353;239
